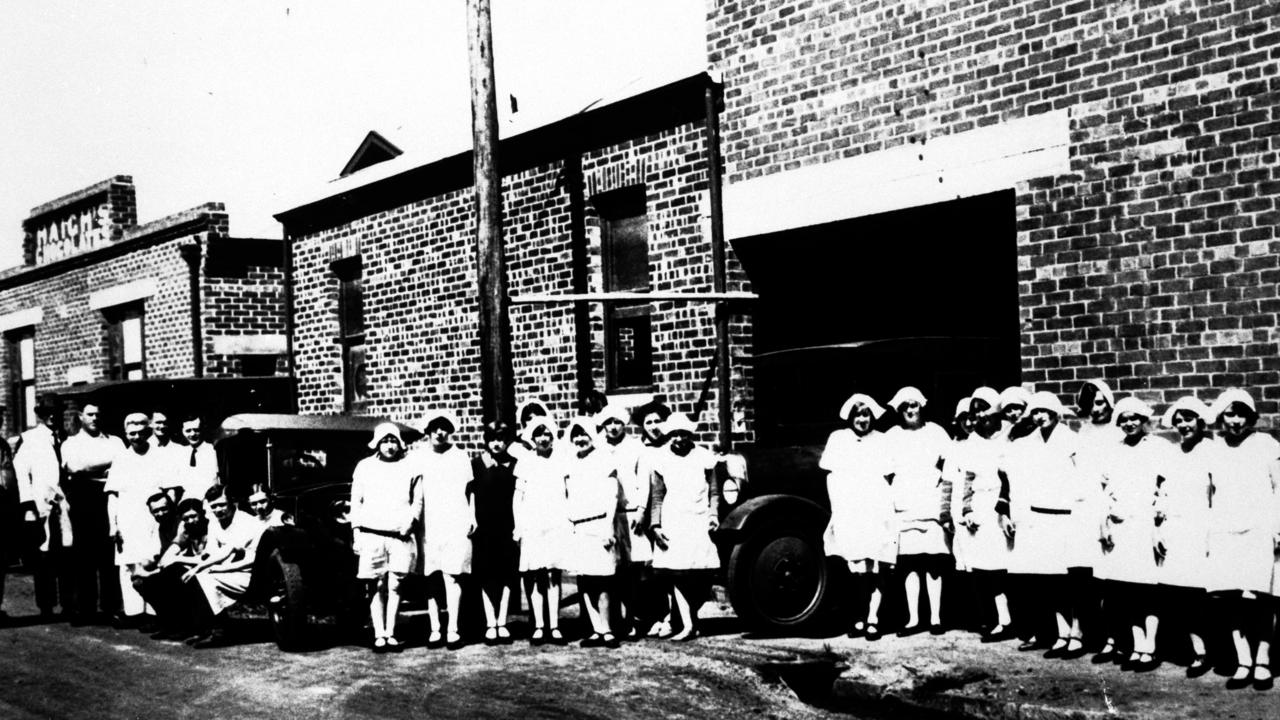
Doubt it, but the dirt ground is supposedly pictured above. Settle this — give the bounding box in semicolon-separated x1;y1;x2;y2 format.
0;571;847;720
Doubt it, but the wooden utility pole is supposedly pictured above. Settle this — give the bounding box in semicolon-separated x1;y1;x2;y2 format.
468;0;515;423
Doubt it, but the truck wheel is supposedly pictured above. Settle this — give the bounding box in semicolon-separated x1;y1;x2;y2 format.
268;554;308;651
726;523;829;633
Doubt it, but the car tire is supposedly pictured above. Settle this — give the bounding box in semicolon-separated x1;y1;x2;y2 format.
268;552;309;651
726;522;829;633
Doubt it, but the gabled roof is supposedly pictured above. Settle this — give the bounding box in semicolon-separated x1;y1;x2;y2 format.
338;130;404;178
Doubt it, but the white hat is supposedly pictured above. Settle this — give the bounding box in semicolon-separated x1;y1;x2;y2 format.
1210;388;1257;420
838;393;885;421
954;397;972;418
1161;396;1211;428
661;413;698;436
521;416;557;445
970;386;1000;412
1026;391;1066;416
999;386;1031;409
1112;396;1154;423
516;398;551;426
123;412;150;428
1080;379;1115;409
420;409;461;434
567;416;599;445
595;404;630;429
368;422;403;450
888;386;927;410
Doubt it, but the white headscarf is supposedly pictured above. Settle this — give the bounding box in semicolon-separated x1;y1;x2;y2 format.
1112;396;1154;423
970;386;1000;412
368;422;404;450
838;393;885;421
521;416;557;446
1080;379;1115;410
661;413;698;436
1210;388;1257;420
594;404;630;429
888;386;927;410
998;386;1031;410
1026;391;1066;416
1160;396;1211;428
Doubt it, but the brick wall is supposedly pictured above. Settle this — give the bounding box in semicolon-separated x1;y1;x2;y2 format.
290;111;754;449
0;181;288;431
709;0;1280;421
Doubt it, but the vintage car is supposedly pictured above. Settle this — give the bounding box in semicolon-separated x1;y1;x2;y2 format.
711;336;1018;634
216;413;421;650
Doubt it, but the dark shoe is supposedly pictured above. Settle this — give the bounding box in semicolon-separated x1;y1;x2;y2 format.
1253;666;1274;691
580;633;603;648
110;614;136;630
372;638;388;654
1226;666;1253;690
898;624;926;638
68;613;92;627
529;628;546;647
846;623;865;639
427;631;445;649
1186;656;1211;679
671;628;699;642
981;625;1014;643
928;624;946;636
191;632;227;649
445;632;465;650
1060;640;1088;660
1130;654;1160;673
150;629;188;641
549;628;568;646
602;633;621;649
1043;640;1069;659
1092;647;1118;665
864;624;881;641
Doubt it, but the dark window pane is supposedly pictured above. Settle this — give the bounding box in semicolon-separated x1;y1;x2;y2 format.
607;306;653;390
344;343;369;413
339;276;364;337
605;214;649;292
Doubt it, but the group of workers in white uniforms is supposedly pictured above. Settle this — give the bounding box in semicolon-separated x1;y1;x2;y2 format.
823;381;1280;691
350;398;723;652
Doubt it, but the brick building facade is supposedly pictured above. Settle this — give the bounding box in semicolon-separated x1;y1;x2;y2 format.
0;176;288;434
278;73;753;448
710;0;1280;424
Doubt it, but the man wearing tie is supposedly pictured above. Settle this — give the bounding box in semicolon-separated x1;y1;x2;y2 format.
175;415;219;503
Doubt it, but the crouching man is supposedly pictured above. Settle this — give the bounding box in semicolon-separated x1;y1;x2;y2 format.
136;497;209;641
179;487;265;648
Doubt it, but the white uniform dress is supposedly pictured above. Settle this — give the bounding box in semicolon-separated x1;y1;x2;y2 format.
884;423;952;557
1204;432;1279;595
1004;424;1087;575
513;450;571;572
413;445;474;577
820;429;896;567
601;436;651;564
1095;435;1168;585
945;437;971;570
563;449;622;577
105;444;175;566
196;510;265;614
1073;422;1124;572
1154;437;1215;589
954;435;1014;571
651;446;719;572
349;455;420;579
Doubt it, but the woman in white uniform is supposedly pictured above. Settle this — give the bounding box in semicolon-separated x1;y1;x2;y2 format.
1093;397;1167;672
1154;396;1215;678
998;386;1032;441
649;413;720;641
821;393;893;639
1004;391;1088;659
512;416;570;645
633;401;675;638
1205;388;1277;690
954;392;1016;642
412;410;475;650
884;387;952;635
1072;379;1120;657
595;404;650;639
563;418;622;648
349;423;418;652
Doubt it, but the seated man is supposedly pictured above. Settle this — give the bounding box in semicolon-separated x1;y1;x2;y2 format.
181;486;264;647
136;497;208;641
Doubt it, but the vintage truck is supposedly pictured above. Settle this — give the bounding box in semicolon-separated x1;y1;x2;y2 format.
711;335;1017;633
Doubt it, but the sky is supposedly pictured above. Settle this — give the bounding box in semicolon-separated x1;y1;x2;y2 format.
0;0;706;268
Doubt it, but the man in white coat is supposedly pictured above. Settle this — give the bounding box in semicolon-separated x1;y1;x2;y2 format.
13;395;73;619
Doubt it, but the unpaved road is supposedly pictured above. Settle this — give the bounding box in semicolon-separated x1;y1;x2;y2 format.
0;573;848;720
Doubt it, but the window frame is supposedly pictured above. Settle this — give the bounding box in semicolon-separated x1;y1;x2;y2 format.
6;329;36;431
596;185;655;393
332;257;368;413
105;303;146;381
